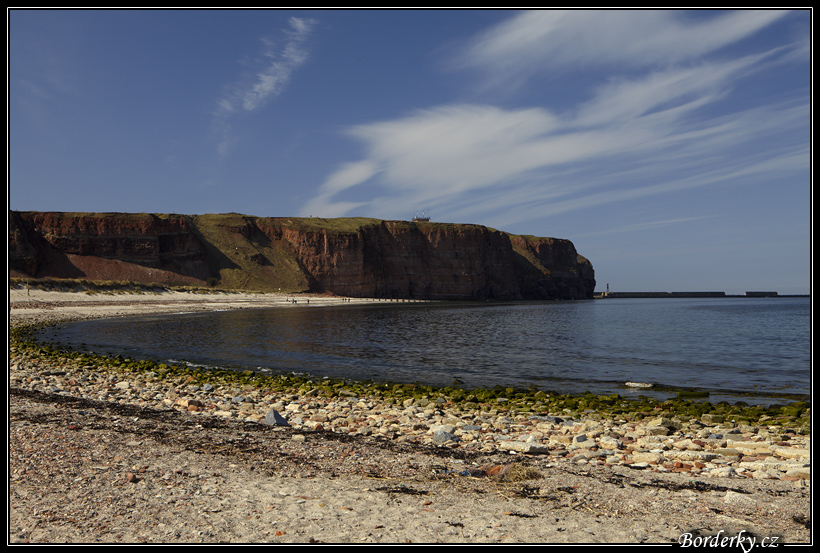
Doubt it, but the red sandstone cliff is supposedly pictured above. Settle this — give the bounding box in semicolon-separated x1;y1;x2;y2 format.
9;211;211;286
510;235;596;300
254;219;522;300
8;211;595;300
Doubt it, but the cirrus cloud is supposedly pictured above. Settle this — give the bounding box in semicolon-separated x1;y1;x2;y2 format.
457;9;790;90
301;10;806;230
211;16;317;159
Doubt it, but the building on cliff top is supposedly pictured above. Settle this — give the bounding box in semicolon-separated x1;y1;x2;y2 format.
412;208;430;222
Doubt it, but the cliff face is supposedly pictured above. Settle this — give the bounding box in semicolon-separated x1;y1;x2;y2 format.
258;220;522;300
509;235;596;300
9;211;212;286
9;211;595;300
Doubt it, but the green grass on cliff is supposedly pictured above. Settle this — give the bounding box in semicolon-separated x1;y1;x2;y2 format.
188;214;312;293
9;277;238;295
282;216;496;235
19;211;183;221
508;233;549;243
186;214;515;293
275;216;385;234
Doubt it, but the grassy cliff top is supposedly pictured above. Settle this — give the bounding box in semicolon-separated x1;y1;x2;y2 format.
14;211;558;239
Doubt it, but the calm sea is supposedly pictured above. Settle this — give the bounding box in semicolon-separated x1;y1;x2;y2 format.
40;297;811;405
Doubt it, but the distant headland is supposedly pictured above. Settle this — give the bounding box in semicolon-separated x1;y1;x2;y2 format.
9;211;595;301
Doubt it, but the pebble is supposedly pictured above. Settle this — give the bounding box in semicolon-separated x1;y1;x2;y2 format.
500;441;551;454
8;353;811;481
432;430;459;444
262;409;290;426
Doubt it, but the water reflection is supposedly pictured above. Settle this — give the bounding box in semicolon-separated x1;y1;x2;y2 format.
45;298;810;401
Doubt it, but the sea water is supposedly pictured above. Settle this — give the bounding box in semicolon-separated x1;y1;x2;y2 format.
40;297;810;405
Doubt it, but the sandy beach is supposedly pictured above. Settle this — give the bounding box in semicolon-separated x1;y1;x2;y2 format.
8;288;811;544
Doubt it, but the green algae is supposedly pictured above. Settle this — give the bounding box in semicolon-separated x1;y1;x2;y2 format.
10;320;810;430
676;390;710;398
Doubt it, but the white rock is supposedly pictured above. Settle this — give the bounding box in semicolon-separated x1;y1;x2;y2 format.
772;447;810;460
739;460;808;472
664;450;720;462
499;441;550;454
598;436;623;450
785;466;810;480
723;490;754;505
631;451;664;464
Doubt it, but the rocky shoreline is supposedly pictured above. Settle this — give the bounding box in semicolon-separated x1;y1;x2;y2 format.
8;288;812;543
8;344;812;483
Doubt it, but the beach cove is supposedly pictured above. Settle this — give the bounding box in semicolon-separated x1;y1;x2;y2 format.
8;286;811;544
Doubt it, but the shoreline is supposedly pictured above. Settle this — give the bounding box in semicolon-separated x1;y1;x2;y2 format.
12;286;809;406
8;288;812;543
8;286;425;323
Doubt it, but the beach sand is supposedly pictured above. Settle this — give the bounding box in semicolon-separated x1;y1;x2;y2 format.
8;288;812;544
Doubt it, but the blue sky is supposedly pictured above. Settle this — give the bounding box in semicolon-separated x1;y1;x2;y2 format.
8;9;811;294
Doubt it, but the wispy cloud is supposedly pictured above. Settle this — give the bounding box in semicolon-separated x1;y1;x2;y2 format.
303;160;378;217
302;66;806;223
241;17;316;111
302;10;806;230
457;10;790;90
574;216;715;239
212;16;316;158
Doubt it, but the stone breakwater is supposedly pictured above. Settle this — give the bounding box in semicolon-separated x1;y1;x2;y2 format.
9;352;810;483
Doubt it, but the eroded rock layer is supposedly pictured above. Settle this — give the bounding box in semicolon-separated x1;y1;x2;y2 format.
9;212;594;300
